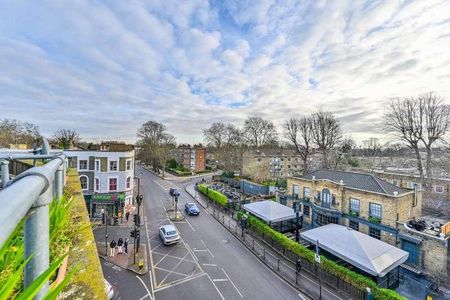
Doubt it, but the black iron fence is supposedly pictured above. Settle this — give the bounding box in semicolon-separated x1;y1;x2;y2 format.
209;202;368;300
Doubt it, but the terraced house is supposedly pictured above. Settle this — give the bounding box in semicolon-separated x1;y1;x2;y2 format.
65;143;135;221
287;170;450;283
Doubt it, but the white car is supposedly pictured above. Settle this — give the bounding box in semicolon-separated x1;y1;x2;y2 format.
159;224;180;245
104;279;115;300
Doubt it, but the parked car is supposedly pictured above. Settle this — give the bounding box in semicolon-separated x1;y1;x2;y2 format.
159;225;180;245
169;188;180;197
104;279;115;300
185;203;200;215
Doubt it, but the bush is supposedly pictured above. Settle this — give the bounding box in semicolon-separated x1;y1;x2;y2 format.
198;184;228;207
246;215;406;300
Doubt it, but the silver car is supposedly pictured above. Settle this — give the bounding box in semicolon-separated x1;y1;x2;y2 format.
159;224;180;245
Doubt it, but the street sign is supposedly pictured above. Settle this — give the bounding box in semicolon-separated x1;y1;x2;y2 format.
315;253;321;264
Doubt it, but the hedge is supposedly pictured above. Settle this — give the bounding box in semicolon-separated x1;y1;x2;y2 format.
246;215;406;300
197;184;228;207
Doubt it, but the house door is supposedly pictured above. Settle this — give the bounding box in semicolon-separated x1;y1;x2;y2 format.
401;239;419;266
322;189;331;208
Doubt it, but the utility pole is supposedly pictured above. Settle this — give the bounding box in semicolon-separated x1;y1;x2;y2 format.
105;210;108;256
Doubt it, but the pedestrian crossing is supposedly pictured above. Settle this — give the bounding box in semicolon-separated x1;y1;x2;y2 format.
153;179;178;191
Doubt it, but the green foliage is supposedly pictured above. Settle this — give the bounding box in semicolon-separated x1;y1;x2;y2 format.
368;216;381;224
236;211;244;221
0;192;76;299
198;184;228;207
221;171;235;178
246;215;405;300
166;158;178;169
347;157;360;167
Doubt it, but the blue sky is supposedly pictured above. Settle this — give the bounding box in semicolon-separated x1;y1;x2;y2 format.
1;0;450;144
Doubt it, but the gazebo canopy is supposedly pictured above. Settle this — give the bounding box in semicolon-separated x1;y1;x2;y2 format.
243;200;298;223
301;224;408;277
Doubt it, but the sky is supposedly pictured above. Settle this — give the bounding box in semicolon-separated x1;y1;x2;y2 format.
1;0;450;144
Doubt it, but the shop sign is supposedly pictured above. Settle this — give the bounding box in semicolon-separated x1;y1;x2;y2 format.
91;193;125;201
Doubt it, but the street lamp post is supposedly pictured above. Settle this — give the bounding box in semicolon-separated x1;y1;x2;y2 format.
104;210;108;256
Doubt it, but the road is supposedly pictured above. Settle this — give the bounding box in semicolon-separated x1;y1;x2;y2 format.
137;165;304;300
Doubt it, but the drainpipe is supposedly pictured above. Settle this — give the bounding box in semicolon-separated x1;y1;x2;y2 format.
1;160;9;189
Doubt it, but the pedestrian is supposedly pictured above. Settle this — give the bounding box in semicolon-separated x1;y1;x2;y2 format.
125;211;130;222
117;238;123;254
124;238;129;255
109;239;117;257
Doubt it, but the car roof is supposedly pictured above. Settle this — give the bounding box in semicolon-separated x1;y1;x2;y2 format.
186;202;196;206
160;224;176;231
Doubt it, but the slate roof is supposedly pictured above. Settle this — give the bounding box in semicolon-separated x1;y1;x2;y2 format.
298;169;409;196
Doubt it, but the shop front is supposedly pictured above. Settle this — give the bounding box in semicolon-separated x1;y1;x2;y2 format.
86;193;125;221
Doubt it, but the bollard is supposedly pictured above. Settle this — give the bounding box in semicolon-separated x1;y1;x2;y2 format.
25;184;53;299
252;239;255;250
1;160;9;189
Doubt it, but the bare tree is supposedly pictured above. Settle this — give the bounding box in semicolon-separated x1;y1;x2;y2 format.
203;122;227;149
283;116;313;173
310;111;342;169
333;137;356;169
417;93;450;179
137;121;176;171
0;119;41;148
52;129;80;149
384;97;425;182
243;116;278;148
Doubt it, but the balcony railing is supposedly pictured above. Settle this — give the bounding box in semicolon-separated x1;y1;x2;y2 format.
0;142;67;299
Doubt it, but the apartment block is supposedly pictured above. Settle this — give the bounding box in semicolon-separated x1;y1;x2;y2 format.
65;143;135;220
176;144;206;172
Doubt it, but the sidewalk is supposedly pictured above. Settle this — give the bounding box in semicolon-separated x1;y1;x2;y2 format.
93;221;148;275
185;185;208;208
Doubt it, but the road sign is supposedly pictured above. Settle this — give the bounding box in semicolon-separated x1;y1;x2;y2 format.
315;253;321;264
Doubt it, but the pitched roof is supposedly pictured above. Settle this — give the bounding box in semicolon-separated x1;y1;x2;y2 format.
301;224;409;277
243;200;298;223
297;169;409;196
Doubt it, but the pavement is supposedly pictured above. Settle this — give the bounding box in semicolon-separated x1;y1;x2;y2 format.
137;165;306;300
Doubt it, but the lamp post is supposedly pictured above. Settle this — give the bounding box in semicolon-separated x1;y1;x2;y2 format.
104;210;108;256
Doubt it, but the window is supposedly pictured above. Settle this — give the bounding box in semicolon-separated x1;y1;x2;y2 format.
109;178;118;192
109;161;118;171
316;191;321;201
316;213;339;226
126;176;131;189
95;159;101;172
392;179;398;186
79;160;88;170
332;194;336;205
303;205;310;217
126;159;132;170
435;185;444;193
95;178;100;192
303;187;311;199
369;227;381;240
80;176;88;190
349;198;360;212
369;203;382;218
349;220;359;231
292;184;300;197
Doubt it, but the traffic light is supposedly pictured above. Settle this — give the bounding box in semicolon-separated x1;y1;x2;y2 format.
130;228;140;238
133;214;141;226
130;229;136;238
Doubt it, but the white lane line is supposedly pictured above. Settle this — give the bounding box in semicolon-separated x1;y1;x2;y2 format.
185;217;196;232
201;239;214;258
193;249;208;252
185;242;199;262
222;268;243;298
136;275;153;300
212;278;228;282
202;263;217;267
154;272;207;293
144;207;155;300
206;273;225;300
139;295;150;300
298;293;307;300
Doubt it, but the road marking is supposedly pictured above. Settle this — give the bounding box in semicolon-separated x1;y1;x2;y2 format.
201;239;214;258
212;278;228;282
139;295;150;300
112;265;122;271
158;251;191;287
202;263;217;267
154;266;191;277
154;272;207;293
185;242;199;262
298;293;307;300
151;251;196;264
193;249;208;252
184;217;196;232
136;275;153;300
222;268;243;298
144;215;156;299
206;273;225;300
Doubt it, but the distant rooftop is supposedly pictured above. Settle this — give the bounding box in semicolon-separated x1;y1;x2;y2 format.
295;169;410;196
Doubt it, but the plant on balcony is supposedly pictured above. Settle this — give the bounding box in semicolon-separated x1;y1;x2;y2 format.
348;210;359;217
368;216;381;224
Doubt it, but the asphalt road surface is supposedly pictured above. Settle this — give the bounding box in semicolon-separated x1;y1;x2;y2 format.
137;165;305;300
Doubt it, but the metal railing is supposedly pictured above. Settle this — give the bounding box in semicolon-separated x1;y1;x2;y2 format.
0;141;67;299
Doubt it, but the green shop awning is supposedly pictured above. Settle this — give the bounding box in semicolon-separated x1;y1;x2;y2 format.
90;193;125;202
